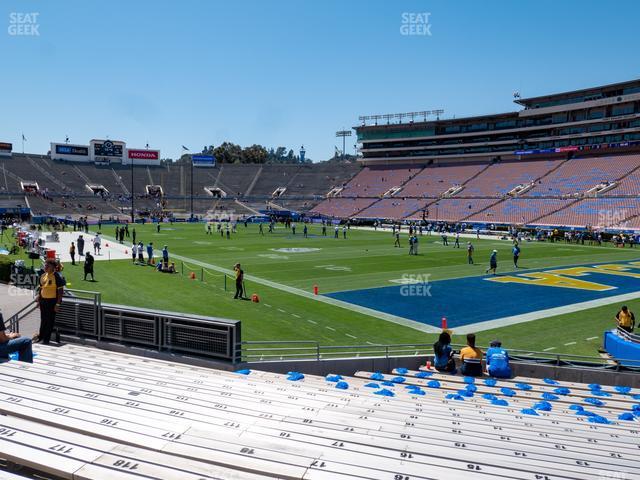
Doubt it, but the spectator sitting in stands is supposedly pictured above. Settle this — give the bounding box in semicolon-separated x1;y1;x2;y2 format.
433;330;457;374
485;339;512;378
0;313;33;363
459;333;483;377
616;305;635;333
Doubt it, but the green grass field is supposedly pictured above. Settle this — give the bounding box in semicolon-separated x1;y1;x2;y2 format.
57;223;640;358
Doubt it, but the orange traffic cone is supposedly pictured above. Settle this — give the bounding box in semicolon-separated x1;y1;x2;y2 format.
189;272;196;280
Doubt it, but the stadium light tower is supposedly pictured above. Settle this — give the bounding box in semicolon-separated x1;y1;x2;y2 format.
336;130;352;161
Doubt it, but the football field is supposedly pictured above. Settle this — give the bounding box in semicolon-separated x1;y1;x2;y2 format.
57;223;640;358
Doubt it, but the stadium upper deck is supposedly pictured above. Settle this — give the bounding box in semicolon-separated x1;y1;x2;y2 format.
357;79;640;165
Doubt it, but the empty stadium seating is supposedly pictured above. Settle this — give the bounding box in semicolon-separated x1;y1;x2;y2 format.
527;155;640;197
310;198;377;218
399;163;486;197
354;198;431;219
6;149;640;228
340;166;420;197
406;198;499;222
461;159;563;197
0;343;638;479
534;198;640;228
0;155;360;217
465;198;574;224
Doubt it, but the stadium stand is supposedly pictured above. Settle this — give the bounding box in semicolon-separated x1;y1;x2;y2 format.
465;198;574;225
527;154;640;197
533;197;640;228
461;159;564;197
310;197;377;218
406;198;499;222
0;343;638;479
399;163;487;197
354;198;431;219
6;147;640;230
0;155;360;217
340;166;419;198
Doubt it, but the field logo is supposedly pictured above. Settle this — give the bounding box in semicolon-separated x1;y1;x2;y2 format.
400;273;431;297
314;264;351;272
400;12;431;36
271;248;320;253
487;262;640;291
8;12;40;36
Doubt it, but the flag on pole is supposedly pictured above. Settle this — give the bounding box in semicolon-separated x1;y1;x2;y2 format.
182;145;189;151
21;133;26;142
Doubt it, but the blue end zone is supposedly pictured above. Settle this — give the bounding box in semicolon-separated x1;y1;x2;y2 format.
325;262;640;328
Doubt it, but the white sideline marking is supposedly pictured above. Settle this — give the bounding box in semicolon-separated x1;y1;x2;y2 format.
453;290;640;334
543;347;557;352
366;341;376;345
167;251;440;333
101;233;640;335
345;333;357;339
563;342;576;346
586;336;599;341
326;326;336;331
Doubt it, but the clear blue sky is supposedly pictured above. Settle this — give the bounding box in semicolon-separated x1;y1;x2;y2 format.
1;0;639;161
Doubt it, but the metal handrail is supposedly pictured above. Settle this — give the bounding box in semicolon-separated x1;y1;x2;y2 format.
615;326;640;344
3;302;39;333
240;339;640;370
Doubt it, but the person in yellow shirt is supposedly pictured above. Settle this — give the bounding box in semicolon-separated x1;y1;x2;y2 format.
233;263;244;300
34;259;64;345
616;305;635;333
459;333;483;377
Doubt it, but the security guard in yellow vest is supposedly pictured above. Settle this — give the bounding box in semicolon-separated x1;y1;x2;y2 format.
616;305;635;333
34;259;64;344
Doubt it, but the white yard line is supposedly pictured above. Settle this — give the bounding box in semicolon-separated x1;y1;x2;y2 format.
454;291;640;334
307;320;317;325
169;251;440;333
326;326;336;332
586;336;599;341
291;313;301;318
543;347;557;352
345;333;357;339
98;233;639;336
563;342;576;346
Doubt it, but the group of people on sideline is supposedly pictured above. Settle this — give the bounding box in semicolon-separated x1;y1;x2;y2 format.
432;331;512;378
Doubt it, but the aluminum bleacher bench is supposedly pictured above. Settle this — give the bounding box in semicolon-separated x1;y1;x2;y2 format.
4;345;635;479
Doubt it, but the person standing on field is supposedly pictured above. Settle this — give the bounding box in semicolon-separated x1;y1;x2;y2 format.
233;263;244;299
